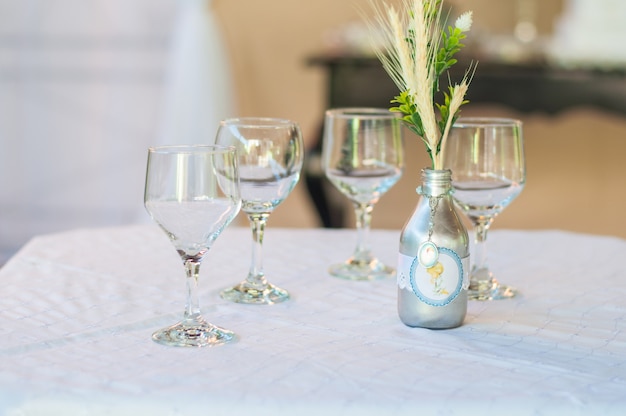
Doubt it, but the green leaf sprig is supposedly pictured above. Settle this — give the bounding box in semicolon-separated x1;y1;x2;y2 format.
369;0;476;169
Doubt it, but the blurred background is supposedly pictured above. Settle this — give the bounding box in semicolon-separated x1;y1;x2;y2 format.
1;0;625;264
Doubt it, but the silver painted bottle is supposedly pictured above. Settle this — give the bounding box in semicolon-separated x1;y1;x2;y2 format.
397;168;469;329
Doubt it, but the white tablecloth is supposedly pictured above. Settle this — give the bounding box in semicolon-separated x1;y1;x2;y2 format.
0;225;625;415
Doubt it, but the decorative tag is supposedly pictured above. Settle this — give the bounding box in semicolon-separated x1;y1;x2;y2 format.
398;249;468;306
417;241;439;268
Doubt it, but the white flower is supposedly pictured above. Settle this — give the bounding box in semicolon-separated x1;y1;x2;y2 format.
455;11;473;32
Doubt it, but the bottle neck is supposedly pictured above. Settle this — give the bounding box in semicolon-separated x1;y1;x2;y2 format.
419;168;452;197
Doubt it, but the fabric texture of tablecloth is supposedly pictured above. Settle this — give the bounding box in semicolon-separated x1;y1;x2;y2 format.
0;225;625;415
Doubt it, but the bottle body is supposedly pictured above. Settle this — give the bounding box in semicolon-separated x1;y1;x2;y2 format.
397;169;469;329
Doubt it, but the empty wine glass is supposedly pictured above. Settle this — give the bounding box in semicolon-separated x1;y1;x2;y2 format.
444;117;526;300
216;117;304;305
322;108;404;280
144;145;241;347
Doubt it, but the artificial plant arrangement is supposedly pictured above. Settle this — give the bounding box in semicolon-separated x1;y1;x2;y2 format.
368;0;476;170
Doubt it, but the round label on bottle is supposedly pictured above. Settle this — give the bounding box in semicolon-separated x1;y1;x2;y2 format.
397;248;467;307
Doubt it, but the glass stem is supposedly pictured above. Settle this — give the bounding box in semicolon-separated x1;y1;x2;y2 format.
352;203;374;264
474;223;488;270
182;258;202;323
247;213;270;288
473;219;493;278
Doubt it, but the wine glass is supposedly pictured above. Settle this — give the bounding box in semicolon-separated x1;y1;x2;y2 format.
144;145;241;347
322;108;404;280
216;117;304;305
443;117;526;300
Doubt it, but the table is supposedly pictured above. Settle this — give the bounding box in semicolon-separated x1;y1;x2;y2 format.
1;225;625;415
308;55;626;116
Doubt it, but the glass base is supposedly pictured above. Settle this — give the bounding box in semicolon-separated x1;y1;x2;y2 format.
221;281;290;305
152;320;235;347
329;259;395;281
469;279;517;301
